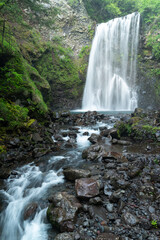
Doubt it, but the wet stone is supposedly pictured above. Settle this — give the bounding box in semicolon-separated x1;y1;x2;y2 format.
96;233;120;240
106;203;114;212
109;190;125;203
23;203;38;220
75;178;100;198
54;233;74;240
89;197;103;205
122;212;139;226
63;168;91;181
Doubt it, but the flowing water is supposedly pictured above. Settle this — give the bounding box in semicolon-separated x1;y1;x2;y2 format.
0;120;114;240
82;12;140;111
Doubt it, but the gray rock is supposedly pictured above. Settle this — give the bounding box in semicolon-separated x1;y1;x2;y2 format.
47;192;81;232
54;233;74;240
122;212;139;226
104;182;113;196
63;168;91;181
96;233;120;240
88;133;102;144
32;133;43;142
106;203;114;212
109;190;125;203
89;197;103;205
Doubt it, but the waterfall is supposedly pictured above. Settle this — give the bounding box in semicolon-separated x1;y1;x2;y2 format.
82;12;140;111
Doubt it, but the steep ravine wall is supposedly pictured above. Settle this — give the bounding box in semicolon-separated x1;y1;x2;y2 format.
137;16;160;110
37;0;95;110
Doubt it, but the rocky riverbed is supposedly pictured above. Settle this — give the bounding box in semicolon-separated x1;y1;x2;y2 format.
0;110;160;240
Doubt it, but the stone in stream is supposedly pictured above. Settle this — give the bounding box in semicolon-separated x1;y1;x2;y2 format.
109;128;119;139
100;129;110;137
75;178;100;198
82;144;105;161
23;203;38;220
47;192;82;232
88;133;102;144
63;168;91;181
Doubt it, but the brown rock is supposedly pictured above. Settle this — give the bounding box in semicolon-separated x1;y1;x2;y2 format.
102;152;128;163
75;178;100;198
47;192;81;232
63;168;91;181
24;203;38;220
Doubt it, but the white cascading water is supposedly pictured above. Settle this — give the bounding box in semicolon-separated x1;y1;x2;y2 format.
82;12;140;111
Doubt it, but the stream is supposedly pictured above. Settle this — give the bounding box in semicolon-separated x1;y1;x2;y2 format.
0;116;115;240
1;112;160;240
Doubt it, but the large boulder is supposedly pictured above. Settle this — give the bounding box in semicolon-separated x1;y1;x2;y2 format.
88;133;102;144
82;144;105;161
47;192;81;232
63;168;91;181
75;178;100;198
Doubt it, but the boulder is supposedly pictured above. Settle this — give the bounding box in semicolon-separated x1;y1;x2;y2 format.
63;168;91;181
47;192;81;232
82;144;105;161
109;128;119;139
23;203;38;220
75;178;100;198
88;133;101;144
100;129;110;137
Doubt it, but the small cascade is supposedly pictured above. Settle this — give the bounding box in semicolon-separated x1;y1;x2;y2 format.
82;12;140;111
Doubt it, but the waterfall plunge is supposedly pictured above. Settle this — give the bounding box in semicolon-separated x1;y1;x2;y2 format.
82;12;140;111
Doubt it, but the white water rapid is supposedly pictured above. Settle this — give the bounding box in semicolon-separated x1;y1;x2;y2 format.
82;12;140;111
0;120;114;240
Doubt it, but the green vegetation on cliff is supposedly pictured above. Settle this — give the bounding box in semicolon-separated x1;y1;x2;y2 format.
0;0;83;128
82;0;160;24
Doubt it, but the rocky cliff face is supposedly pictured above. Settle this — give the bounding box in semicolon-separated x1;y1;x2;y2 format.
49;0;95;56
137;16;160;110
35;0;95;110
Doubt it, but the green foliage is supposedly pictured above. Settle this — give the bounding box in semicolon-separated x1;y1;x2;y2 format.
0;98;29;128
0;145;6;154
83;0;160;24
0;0;58;27
145;17;160;61
68;0;79;7
151;220;158;228
78;45;91;79
88;25;94;40
35;42;82;99
82;0;137;23
116;121;132;138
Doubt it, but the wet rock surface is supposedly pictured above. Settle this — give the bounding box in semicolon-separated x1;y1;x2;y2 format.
1;110;160;239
